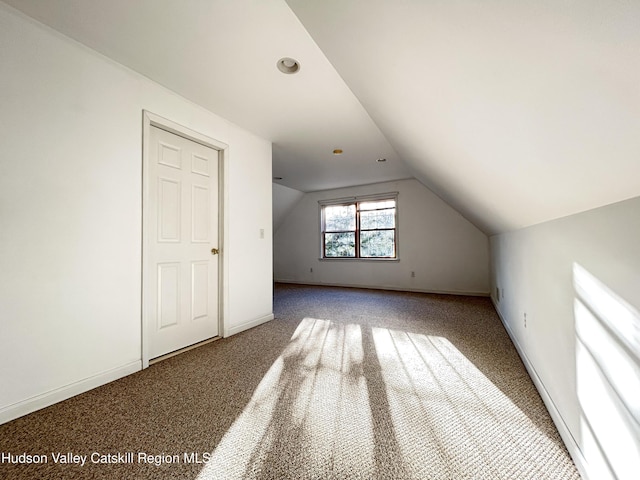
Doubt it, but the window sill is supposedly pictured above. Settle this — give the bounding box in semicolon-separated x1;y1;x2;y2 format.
318;257;400;262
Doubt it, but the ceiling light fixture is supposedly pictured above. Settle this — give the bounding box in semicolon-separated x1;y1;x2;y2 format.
276;57;300;74
333;149;343;155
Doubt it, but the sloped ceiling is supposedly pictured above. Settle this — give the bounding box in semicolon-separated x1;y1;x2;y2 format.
2;0;412;193
4;0;640;234
286;0;640;234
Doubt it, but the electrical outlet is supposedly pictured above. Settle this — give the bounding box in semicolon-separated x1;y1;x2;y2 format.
496;287;500;301
524;312;527;328
259;228;265;239
310;267;313;273
411;271;416;278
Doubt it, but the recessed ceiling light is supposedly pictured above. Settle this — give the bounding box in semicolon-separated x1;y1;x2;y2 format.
333;149;343;155
376;158;387;163
277;57;300;74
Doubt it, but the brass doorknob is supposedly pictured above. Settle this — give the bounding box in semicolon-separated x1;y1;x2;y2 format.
211;248;219;255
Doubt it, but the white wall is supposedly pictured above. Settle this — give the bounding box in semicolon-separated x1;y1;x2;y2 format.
272;183;304;233
274;179;489;295
0;4;272;423
491;196;640;480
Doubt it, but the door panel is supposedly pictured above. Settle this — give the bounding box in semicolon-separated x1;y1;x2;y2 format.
147;125;219;359
191;153;210;176
191;185;210;243
158;262;180;329
158;178;181;242
191;261;210;322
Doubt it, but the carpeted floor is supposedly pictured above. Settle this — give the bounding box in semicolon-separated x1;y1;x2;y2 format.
0;284;580;479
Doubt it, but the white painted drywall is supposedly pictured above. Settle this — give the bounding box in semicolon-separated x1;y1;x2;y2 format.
273;183;304;233
274;179;489;295
288;0;640;236
490;195;640;480
0;4;272;423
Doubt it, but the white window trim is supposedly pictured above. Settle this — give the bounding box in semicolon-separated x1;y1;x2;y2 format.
318;192;399;261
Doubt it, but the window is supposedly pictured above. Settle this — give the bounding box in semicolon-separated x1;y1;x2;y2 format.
321;194;397;259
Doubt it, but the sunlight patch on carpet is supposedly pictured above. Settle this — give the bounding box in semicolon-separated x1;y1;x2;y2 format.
196;318;375;479
371;327;571;479
196;317;577;479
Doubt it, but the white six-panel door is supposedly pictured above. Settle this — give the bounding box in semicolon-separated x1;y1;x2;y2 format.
147;125;219;359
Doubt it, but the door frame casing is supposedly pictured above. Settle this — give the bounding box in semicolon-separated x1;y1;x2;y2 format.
141;110;228;368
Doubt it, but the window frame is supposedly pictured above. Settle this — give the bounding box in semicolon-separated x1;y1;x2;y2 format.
319;192;399;261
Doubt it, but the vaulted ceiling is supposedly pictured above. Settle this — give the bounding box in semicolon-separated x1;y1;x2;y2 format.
5;0;640;234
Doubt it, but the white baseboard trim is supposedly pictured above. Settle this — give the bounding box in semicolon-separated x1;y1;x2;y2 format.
225;313;274;337
275;279;489;297
0;361;141;425
491;298;590;480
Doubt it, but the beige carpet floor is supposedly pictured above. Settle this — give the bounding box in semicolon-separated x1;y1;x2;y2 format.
0;284;580;479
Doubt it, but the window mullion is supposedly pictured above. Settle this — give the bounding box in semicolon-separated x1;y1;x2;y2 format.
321;195;396;259
355;202;361;258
